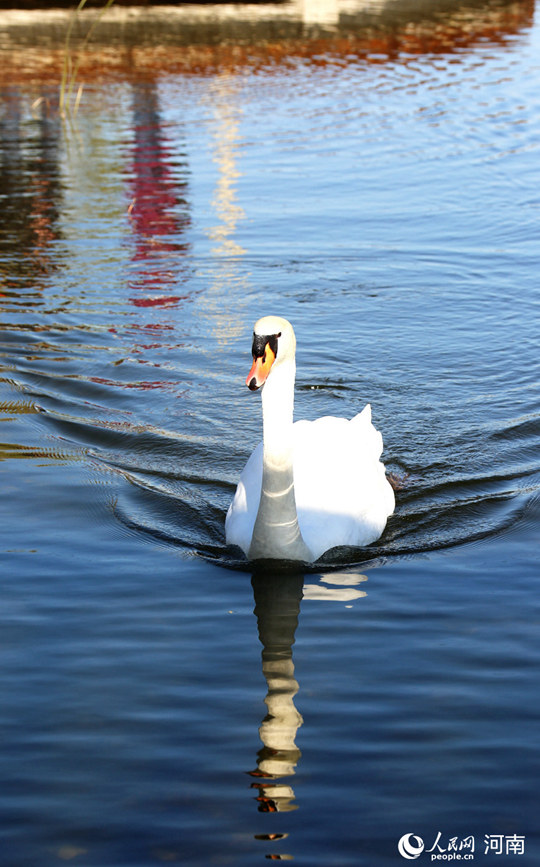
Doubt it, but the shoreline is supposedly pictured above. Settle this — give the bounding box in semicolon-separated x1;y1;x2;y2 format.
0;0;534;82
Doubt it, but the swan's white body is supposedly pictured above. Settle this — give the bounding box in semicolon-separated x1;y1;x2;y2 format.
225;316;394;563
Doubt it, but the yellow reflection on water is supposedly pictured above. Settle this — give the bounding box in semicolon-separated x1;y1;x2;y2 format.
198;72;249;348
0;441;77;463
206;73;246;259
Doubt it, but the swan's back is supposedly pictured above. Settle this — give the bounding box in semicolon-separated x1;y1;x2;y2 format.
226;404;394;561
292;405;393;559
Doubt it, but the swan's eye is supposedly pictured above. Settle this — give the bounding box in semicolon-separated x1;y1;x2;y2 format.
252;332;280;360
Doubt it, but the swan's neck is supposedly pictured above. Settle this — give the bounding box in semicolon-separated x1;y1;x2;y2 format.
249;360;312;562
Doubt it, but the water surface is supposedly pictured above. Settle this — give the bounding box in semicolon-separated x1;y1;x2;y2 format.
0;0;539;864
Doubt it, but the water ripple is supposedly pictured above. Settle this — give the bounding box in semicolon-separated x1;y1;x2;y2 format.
0;3;539;571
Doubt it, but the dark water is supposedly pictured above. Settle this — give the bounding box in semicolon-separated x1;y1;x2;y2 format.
0;0;539;864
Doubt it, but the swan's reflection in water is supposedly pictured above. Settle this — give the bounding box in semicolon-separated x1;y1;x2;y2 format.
303;571;368;602
249;572;304;814
248;569;368;855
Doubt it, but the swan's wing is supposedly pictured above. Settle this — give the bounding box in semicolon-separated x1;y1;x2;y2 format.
292;405;394;560
226;405;394;561
225;441;263;555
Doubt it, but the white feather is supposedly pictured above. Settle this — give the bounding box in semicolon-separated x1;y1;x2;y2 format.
226;404;394;561
225;317;394;562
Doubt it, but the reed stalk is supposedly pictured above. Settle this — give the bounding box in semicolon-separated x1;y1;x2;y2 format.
59;0;116;117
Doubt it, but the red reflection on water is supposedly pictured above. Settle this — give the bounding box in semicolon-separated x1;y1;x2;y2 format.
126;80;191;311
89;375;177;391
130;294;190;308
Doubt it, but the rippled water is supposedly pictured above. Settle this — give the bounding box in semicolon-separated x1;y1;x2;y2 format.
1;0;539;864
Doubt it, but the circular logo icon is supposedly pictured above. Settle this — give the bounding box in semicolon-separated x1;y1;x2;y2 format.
398;833;425;860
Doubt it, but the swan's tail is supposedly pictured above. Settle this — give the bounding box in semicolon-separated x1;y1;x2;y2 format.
351;404;384;462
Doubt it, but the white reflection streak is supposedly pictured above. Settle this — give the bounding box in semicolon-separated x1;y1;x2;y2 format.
207;73;246;258
198;73;248;347
303;571;368;601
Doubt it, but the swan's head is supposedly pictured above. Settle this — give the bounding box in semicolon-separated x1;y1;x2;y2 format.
246;316;296;391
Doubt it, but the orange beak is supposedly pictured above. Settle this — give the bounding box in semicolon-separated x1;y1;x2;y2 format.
246;344;276;390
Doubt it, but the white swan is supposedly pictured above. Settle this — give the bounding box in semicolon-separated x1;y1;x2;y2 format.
225;316;394;563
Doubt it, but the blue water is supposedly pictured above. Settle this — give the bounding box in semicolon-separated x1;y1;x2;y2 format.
0;0;539;864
